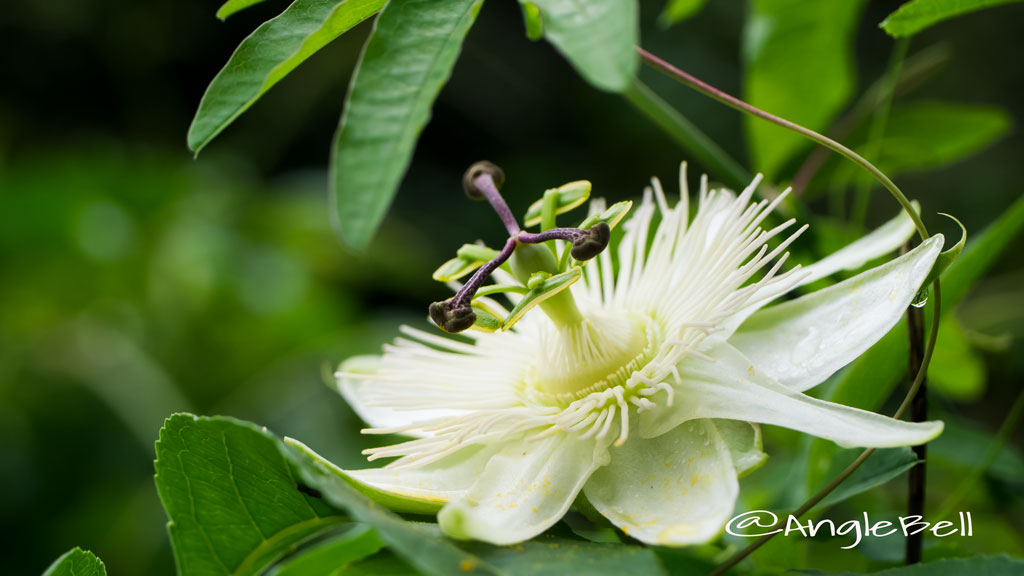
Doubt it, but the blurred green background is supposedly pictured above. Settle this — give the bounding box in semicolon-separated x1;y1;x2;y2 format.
3;1;1023;574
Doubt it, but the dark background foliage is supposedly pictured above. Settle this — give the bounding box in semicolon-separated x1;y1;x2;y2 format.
2;1;1023;574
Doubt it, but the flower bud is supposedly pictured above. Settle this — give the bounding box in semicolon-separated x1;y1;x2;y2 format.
570;221;611;261
429;301;477;333
462;161;505;200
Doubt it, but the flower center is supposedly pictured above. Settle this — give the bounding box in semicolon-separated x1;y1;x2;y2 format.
526;310;659;401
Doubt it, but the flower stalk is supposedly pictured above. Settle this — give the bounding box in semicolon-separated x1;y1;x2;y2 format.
905;270;928;565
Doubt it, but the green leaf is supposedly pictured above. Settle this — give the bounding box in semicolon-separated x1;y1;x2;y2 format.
188;0;386;153
796;555;1024;575
840;102;1012;178
659;0;709;26
267;525;385;576
330;0;483;250
930;417;1024;487
284;439;501;576
216;0;272;20
881;0;1024;37
520;2;544;40
818;447;919;508
519;0;639;92
155;414;345;576
460;533;668;575
346;534;670;576
928;316;986;400
43;548;107;576
743;0;867;178
344;552;420;575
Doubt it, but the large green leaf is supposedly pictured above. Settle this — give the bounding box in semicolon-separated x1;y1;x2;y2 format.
928;316;986;400
743;0;867;178
460;534;668;575
797;555;1024;575
930;416;1024;488
659;0;709;26
284;438;502;576
43;548;107;576
188;0;385;153
267;525;385;576
520;0;639;92
881;0;1024;37
155;414;345;576
216;0;273;20
330;0;483;249
344;552;419;575
806;192;1024;488
818;447;918;508
831;102;1012;179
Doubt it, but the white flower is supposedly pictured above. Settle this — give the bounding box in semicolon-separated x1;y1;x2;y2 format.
335;166;944;547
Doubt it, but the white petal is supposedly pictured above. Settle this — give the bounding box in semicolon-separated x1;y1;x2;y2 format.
797;203;919;288
438;433;609;545
730;234;942;392
712;419;766;477
714;205;921;341
343;443;504;514
336;355;460;434
640;343;943;448
584;420;738;546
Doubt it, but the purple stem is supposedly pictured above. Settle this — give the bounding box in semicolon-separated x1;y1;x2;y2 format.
450;236;518;309
474;173;520;236
517;228;588;244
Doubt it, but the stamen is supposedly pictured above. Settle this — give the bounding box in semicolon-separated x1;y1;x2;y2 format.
597;404;617;440
430;236;517;333
517;221;611;261
613;387;630;447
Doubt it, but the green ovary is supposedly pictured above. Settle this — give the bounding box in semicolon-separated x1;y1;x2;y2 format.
530;312;653;398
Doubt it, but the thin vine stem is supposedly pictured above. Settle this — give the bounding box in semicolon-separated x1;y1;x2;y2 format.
905;261;928;565
634;46;944;575
637;47;930;241
792;44;949;196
